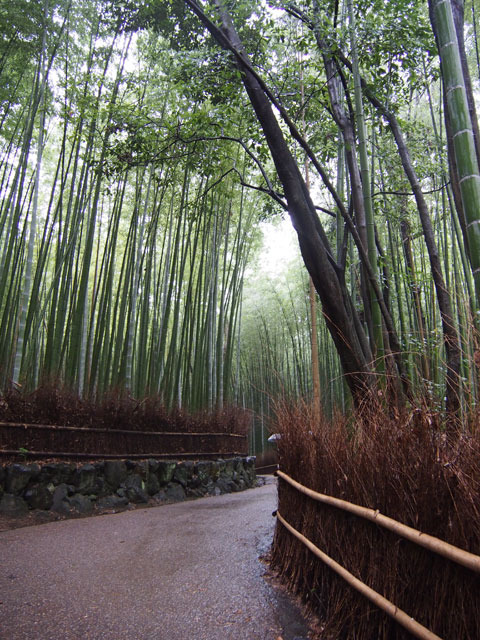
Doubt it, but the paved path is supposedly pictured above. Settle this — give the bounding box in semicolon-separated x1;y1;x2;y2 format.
0;481;308;640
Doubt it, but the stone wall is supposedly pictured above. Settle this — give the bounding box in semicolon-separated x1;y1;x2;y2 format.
0;457;256;518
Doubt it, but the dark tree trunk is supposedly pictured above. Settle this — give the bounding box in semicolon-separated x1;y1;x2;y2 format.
330;44;462;415
184;0;375;402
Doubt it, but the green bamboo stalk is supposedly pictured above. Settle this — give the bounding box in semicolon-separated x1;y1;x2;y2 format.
12;0;49;386
431;0;480;305
347;0;384;373
125;167;151;392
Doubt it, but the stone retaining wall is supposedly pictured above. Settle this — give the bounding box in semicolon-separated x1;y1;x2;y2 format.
0;457;256;518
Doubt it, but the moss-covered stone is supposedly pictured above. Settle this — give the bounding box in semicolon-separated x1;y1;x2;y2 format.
73;464;97;494
68;493;93;514
195;461;213;483
6;464;33;495
96;495;128;511
0;493;28;516
39;463;75;486
127;460;148;478
51;483;71;514
164;483;185;502
0;457;254;519
24;484;53;510
148;459;159;474
146;473;160;496
157;461;176;485
173;461;194;487
104;461;127;490
224;459;235;478
124;474;148;503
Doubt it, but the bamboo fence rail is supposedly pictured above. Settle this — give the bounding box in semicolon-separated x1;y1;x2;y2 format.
276;511;442;640
0;422;246;438
276;469;480;640
277;469;480;574
0;450;243;460
255;463;278;473
0;421;248;460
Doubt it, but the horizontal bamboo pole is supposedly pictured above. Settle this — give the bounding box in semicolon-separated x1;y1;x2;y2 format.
0;450;245;460
277;470;480;574
255;464;278;473
0;422;246;438
276;511;442;640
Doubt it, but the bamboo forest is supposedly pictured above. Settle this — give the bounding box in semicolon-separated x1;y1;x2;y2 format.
1;0;480;425
0;0;478;421
2;1;480;637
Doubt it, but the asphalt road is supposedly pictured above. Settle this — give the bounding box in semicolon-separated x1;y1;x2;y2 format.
0;480;309;640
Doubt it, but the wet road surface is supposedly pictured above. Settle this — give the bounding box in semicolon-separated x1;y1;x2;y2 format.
0;480;309;639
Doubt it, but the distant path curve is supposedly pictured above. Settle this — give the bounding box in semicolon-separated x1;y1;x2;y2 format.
0;480;308;640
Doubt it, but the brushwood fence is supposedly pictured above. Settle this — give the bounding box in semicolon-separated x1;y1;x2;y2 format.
274;470;480;640
0;422;247;461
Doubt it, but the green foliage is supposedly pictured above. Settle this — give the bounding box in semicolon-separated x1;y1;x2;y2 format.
0;0;478;420
103;0;201;45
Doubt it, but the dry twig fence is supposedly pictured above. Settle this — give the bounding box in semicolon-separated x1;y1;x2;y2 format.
0;422;247;461
275;469;480;640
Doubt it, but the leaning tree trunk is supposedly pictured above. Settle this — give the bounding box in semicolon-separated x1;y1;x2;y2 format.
183;0;375;403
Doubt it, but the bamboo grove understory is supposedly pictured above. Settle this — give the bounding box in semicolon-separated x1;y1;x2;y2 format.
2;0;480;441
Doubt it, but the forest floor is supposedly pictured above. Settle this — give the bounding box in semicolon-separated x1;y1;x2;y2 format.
0;478;312;640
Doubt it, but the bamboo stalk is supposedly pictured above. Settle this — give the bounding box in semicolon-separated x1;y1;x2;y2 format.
430;0;480;305
347;0;384;373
